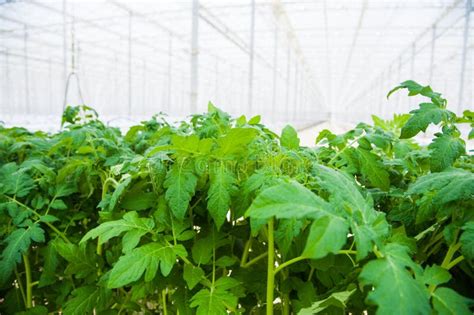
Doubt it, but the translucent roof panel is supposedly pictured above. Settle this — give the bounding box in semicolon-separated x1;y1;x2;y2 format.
0;0;472;131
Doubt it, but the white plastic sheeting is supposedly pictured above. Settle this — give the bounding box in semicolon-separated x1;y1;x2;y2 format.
0;0;472;130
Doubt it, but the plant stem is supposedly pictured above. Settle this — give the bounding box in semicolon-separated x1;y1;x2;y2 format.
162;289;168;315
240;238;252;266
441;242;461;269
273;256;307;276
446;255;464;270
14;268;27;307
23;254;32;308
7;196;71;243
241;252;268;268
266;218;275;315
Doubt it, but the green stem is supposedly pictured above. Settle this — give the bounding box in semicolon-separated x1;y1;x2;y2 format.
14;268;27;307
241;252;268;268
162;289;168;315
441;242;461;268
446;255;464;270
6;197;71;243
240;238;252;267
23;254;32;308
328;136;363;165
266;218;275;315
273;256;307;276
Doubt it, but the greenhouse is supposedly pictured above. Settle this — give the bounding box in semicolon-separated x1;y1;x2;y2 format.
0;0;473;314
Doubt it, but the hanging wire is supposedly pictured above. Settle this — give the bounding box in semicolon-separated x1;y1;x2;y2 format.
62;13;85;113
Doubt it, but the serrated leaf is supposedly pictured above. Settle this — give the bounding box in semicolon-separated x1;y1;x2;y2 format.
164;161;198;220
108;177;132;211
298;289;355;315
0;223;45;285
81;211;154;252
0;163;36;197
359;243;429;315
407;168;474;204
108;242;186;288
460;222;474;260
275;218;304;256
207;163;237;229
214;128;258;157
54;241;97;279
50;199;67;210
357;149;390;191
422;265;451;286
62;285;112;315
281;125;300;149
400;103;454;139
431;287;473;315
190;277;239;315
183;264;204;289
245;181;332;220
428;133;465;172
303;216;348;259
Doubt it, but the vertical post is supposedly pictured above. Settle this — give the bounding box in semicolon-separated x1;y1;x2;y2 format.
3;50;9;114
143;60;147;114
48;58;53;113
429;24;436;82
190;0;199;113
62;0;67;97
285;45;291;118
248;0;256;115
168;34;173;110
24;24;30;114
458;0;472;112
293;62;298;122
272;25;278;118
128;11;133;115
409;43;416;107
397;56;402;111
214;58;219;103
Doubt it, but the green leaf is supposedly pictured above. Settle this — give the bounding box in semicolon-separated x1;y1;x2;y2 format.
54;241;97;279
80;211;154;252
62;285;112;315
120;192;156;211
431;287;473;315
357;149;390;191
108;177;132;211
164;161;198;220
428;133;465;172
50;199;67;210
190;277;240;315
460;222;474;260
422;265;451;286
303;216;348;259
0;223;45;285
207;163;237;229
0;163;36;197
275;218;304;256
281;125;300;149
359;243;430;315
108;242;186;288
213;128;258;157
246;181;332;220
298;288;355;315
248;115;261;125
183;264;204;290
408;168;474;204
400;103;454;139
38;242;60;287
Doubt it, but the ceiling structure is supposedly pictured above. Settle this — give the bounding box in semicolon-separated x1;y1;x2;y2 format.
0;0;472;130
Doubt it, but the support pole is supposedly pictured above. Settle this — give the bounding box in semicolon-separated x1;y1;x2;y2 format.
190;0;199;113
167;34;173;110
293;62;298;122
24;24;30;114
4;50;9;114
248;0;256;115
285;45;291;118
429;24;436;82
62;0;67;106
128;10;133;115
458;0;472;113
272;26;278;119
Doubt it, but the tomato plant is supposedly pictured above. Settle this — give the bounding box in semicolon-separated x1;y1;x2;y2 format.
0;81;473;314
